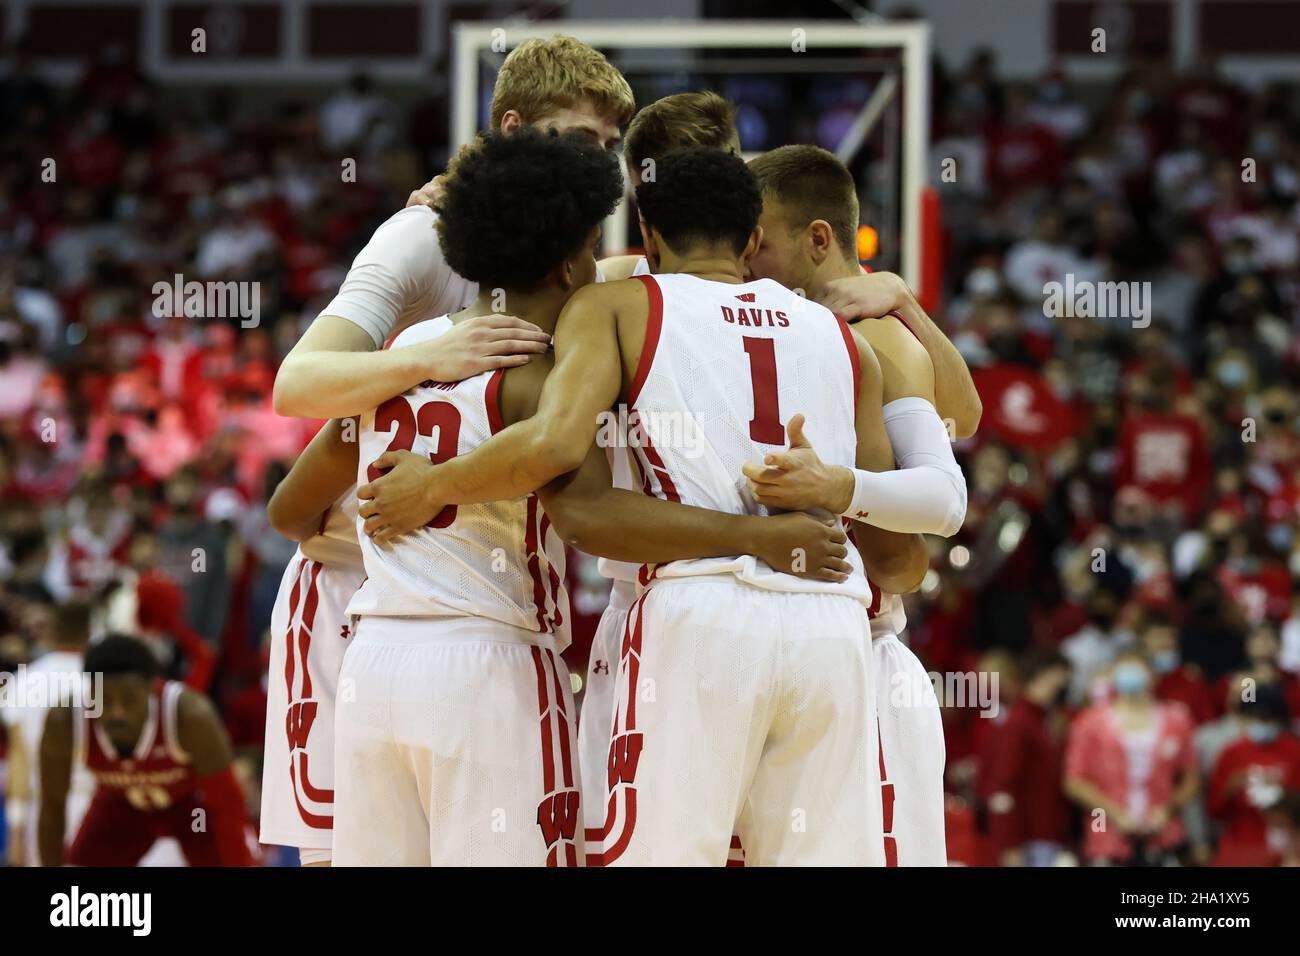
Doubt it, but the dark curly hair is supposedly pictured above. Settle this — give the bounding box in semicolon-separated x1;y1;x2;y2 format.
435;127;624;290
634;147;762;256
84;633;159;680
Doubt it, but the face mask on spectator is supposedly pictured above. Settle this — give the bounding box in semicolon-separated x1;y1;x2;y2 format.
1112;663;1149;696
1216;359;1249;387
1150;649;1180;674
1245;721;1280;744
1266;524;1294;553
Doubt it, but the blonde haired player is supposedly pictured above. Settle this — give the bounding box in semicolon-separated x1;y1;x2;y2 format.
272;35;636;420
262;34;634;867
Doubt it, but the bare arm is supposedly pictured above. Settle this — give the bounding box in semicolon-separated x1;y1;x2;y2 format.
177;690;254;866
5;724;30;865
37;706;74;866
848;339;932;593
267;419;360;541
357;282;630;540
273;315;550;419
819;273;981;438
539;444;851;580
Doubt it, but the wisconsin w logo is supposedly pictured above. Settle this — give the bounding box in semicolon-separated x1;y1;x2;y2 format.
606;731;644;791
537;789;580;849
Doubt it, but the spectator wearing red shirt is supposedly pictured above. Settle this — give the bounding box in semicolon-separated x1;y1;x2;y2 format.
1208;687;1300;866
1114;371;1212;520
981;650;1074;866
984;84;1064;201
1141;613;1217;724
1064;651;1199;864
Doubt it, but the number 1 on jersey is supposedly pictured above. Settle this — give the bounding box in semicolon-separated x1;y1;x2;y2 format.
743;336;784;444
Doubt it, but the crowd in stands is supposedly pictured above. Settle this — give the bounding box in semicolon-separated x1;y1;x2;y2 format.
1;37;1299;865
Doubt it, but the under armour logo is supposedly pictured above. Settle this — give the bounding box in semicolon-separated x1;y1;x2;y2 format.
340;624;351;640
854;511;870;519
592;660;609;676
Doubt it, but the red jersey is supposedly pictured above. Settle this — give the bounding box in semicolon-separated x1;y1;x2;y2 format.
76;679;197;811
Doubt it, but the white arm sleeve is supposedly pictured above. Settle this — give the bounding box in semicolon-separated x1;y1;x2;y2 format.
841;396;967;537
317;206;477;347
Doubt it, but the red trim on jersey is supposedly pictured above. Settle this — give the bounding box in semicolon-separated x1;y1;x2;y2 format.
886;309;921;343
588;591;650;866
290;756;333;829
538;514;564;633
531;646;580;867
879;720;898;866
627;275;663;407
547;649;575;790
635;421;681;503
532;646;556;794
297;562;323;699
282;558;305;699
485;368;507;435
834;313;861;400
524;496;551;633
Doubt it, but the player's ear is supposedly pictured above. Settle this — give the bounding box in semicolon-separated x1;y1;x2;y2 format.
499;110;524;134
740;224;763;266
557;256;576;292
640;218;662;272
807;220;834;266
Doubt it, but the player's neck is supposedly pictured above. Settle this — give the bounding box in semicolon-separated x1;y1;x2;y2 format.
810;255;864;302
456;287;567;335
659;254;747;284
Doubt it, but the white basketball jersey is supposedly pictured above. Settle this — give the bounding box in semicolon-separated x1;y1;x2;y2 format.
299;484;363;575
596;256;653;590
623;273;872;606
347;319;570;648
869;590;909;639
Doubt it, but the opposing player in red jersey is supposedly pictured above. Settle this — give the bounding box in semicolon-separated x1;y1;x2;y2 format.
38;634;253;866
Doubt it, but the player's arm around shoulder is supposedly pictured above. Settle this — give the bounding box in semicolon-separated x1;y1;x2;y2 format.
37;704;75;865
268;418;361;542
531;279;642;475
847;331;931;593
538;443;853;582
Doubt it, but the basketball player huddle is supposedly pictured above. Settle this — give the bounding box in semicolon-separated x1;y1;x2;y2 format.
262;36;978;867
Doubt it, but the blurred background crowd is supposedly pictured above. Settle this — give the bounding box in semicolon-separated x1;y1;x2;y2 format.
2;6;1300;867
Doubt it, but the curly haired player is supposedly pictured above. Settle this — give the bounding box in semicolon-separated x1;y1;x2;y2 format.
279;130;849;866
358;148;931;865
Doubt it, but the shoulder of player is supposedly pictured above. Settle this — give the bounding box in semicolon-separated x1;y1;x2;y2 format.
596;255;645;282
851;314;929;364
851;315;933;392
356;206;447;272
499;352;554;425
174;686;219;736
564;276;648;318
388;315;453;350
